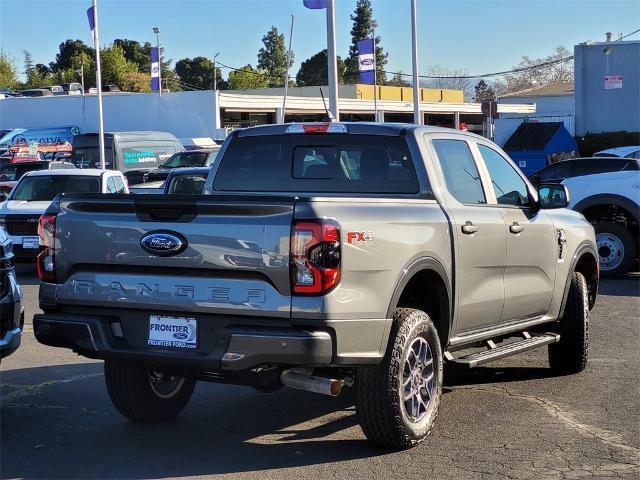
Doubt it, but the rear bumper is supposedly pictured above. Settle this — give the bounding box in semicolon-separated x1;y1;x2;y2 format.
33;313;333;371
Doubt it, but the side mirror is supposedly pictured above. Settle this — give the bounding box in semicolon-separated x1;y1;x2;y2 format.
0;192;7;203
538;183;570;209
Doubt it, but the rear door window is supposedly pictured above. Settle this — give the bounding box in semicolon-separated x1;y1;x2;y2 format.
213;134;421;194
432;139;486;204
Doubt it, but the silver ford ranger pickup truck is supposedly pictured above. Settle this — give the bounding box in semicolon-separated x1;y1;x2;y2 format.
34;123;598;449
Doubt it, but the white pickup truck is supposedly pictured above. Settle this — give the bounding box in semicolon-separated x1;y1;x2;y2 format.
0;169;128;261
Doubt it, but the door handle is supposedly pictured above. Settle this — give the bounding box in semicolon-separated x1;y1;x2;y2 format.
509;222;524;234
461;221;478;235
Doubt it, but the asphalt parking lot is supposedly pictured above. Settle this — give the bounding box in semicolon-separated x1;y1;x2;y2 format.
1;265;639;480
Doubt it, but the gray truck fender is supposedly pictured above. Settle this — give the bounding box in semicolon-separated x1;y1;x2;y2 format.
559;241;599;317
385;256;453;338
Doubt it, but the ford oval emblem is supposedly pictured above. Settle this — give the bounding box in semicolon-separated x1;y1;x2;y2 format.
360;58;374;66
140;231;187;256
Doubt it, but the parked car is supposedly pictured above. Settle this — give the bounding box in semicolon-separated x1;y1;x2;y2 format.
142;150;218;182
61;83;83;95
0;227;23;360
0;89;17;98
529;156;640;184
0;169;128;261
562;170;639;277
0;161;77;200
34;123;598;450
164;167;210;194
130;167;211;194
594;146;640;159
18;89;53;97
71;131;184;185
44;85;65;96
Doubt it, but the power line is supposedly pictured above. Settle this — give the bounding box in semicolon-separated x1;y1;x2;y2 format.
619;27;640;40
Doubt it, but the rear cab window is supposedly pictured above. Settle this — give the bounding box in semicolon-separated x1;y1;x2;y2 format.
431;139;486;204
213;134;421;194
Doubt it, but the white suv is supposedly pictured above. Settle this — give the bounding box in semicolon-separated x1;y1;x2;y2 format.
0;169;128;262
563;170;640;277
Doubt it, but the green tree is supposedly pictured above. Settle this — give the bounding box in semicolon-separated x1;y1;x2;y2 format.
473;80;496;102
0;54;19;90
50;39;93;72
23;50;49;88
228;64;268;90
100;44;138;90
344;0;387;85
121;71;152;92
175;56;227;90
113;39;151;71
257;26;293;88
296;49;345;86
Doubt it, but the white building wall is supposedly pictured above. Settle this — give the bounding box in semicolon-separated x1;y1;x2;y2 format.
0;91;223;139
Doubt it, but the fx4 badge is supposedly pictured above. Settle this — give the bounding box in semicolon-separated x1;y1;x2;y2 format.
347;231;373;245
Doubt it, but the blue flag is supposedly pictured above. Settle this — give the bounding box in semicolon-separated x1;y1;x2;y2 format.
303;0;328;8
150;47;160;91
357;38;375;84
86;6;95;32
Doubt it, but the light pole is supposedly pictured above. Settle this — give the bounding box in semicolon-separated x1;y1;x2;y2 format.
153;27;161;95
213;52;220;91
410;0;421;124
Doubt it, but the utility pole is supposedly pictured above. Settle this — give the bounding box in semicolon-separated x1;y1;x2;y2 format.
325;0;339;121
410;0;421;124
153;27;161;95
282;14;295;122
213;52;220;91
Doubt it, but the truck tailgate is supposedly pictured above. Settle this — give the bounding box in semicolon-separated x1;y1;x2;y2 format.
53;195;294;318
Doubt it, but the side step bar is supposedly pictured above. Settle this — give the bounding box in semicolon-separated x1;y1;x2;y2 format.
445;332;560;369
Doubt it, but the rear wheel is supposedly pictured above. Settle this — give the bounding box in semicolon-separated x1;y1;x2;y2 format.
594;222;636;277
356;308;443;449
104;360;196;422
549;272;589;374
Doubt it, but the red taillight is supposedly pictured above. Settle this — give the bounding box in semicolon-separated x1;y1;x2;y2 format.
290;221;341;295
37;214;56;282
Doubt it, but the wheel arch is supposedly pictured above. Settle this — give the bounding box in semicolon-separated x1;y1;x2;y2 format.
386;257;452;349
560;242;599;315
574;194;639;224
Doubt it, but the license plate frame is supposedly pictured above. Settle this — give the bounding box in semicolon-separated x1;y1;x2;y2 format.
22;236;40;249
148;315;198;350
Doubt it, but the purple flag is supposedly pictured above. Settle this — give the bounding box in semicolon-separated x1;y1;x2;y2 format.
303;0;328;8
357;38;375;84
150;47;160;91
86;6;95;32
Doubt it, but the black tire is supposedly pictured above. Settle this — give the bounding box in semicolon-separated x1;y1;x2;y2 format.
355;308;443;449
549;272;588;374
594;222;636;278
104;360;196;422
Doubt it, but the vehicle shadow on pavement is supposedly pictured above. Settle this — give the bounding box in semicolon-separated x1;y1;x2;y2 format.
597;277;640;297
1;362;382;479
443;365;555;390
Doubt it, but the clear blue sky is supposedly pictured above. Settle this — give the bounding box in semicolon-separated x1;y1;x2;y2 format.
1;0;638;80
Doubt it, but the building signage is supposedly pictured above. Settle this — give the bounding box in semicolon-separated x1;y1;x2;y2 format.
604;75;623;90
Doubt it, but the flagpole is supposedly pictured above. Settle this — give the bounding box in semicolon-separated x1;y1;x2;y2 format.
372;21;378;122
326;0;339;121
91;0;106;170
80;64;85;96
282;14;295;122
410;0;421;124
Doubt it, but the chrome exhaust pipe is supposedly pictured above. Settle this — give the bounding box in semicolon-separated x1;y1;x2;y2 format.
280;369;342;396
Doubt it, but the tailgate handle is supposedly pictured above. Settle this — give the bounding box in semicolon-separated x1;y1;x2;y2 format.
135;204;197;222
